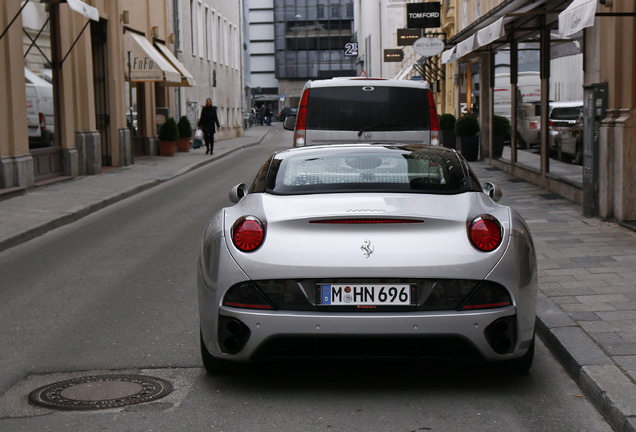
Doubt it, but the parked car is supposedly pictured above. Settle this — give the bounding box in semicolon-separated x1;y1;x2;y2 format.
25;67;54;148
278;107;297;122
548;101;584;164
198;143;538;374
283;77;440;147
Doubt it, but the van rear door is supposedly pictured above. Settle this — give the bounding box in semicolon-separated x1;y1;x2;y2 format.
304;86;437;146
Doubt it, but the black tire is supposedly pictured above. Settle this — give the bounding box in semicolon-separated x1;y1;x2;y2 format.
200;330;242;374
504;335;535;374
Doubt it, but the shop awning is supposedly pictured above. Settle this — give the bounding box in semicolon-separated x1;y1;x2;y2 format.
125;32;181;84
558;0;597;37
154;42;196;87
66;0;99;21
477;17;505;47
442;0;550;62
456;35;478;58
441;46;456;64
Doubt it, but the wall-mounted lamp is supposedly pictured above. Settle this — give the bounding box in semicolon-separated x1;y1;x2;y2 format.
151;26;159;38
120;10;129;24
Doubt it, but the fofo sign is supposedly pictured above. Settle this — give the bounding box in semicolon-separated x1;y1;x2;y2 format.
407;2;441;29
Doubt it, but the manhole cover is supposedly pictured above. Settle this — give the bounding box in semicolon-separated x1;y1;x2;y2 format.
28;374;173;410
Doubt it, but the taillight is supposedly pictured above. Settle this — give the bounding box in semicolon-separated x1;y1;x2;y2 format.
529;121;539;130
231;216;265;252
469;214;502;252
38;113;46;132
293;89;310;147
427;91;440;145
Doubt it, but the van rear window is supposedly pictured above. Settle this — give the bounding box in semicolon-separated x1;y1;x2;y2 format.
306;86;431;132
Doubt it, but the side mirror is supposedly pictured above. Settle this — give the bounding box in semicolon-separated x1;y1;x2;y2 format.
283;115;296;131
483;181;502;202
229;183;248;203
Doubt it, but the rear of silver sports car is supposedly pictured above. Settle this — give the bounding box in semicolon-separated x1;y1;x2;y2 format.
198;192;538;369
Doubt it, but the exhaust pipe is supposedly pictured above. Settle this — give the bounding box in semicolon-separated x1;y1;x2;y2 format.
219;317;250;354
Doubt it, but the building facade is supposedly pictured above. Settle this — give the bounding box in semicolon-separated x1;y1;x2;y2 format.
391;0;634;227
0;0;245;196
248;0;356;114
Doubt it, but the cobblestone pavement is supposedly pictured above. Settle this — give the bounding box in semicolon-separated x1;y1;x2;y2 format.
0;129;634;431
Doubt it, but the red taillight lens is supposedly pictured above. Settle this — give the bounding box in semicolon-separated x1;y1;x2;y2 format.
469;215;502;252
232;216;265;252
427;90;439;131
293;89;310;147
38;112;46;132
529;121;539;130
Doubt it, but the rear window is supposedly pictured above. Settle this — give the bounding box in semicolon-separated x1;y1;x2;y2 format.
306;86;431;132
550;107;582;121
259;146;478;195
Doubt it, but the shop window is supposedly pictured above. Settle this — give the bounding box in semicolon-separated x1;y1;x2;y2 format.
493;44;512;161
548;24;584;185
515;38;541;172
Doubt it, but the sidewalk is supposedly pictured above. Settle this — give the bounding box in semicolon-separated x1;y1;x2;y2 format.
0;131;634;432
0;125;271;253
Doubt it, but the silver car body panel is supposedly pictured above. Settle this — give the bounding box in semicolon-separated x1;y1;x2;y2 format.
199;190;537;363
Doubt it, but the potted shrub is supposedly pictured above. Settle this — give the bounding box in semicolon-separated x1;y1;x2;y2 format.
438;113;457;149
455;114;480;161
492;115;511;159
158;117;178;156
177;116;192;152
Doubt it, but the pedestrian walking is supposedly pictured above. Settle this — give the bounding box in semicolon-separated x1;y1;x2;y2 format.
198;98;220;155
265;104;273;126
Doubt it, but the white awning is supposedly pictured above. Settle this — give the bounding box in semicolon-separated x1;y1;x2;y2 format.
477;17;505;48
154;42;196;87
441;46;456;64
558;0;597;37
456;35;477;59
66;0;99;22
125;32;181;84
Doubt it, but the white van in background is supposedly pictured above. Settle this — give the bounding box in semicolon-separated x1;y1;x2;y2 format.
25;67;55;147
284;77;440;147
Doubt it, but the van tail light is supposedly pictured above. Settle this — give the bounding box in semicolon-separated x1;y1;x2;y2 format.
469;214;502;252
293;89;310;147
427;91;440;145
38;113;46;133
231;216;265;252
529;121;539;130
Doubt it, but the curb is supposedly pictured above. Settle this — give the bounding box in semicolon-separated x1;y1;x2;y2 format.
537;291;636;432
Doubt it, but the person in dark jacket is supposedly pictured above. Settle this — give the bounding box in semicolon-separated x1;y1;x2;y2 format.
198;98;220;154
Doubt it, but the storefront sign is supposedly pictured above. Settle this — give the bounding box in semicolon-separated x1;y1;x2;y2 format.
407;2;441;29
397;28;423;46
384;49;404;62
413;37;444;57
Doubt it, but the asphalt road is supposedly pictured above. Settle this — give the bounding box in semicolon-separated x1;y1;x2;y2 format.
0;128;613;431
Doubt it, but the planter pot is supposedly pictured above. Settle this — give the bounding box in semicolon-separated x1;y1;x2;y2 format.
159;140;176;156
459;135;479;161
177;138;190;152
441;130;456;149
492;136;505;159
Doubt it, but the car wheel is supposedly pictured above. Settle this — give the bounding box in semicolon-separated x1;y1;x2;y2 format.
200;330;242;374
503;335;535;374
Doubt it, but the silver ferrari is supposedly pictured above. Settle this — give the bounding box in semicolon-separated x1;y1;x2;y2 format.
198;143;537;373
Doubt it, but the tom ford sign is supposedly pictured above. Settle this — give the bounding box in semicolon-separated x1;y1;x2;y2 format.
406;2;441;29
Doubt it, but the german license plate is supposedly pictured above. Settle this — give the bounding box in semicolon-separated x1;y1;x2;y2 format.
318;284;413;306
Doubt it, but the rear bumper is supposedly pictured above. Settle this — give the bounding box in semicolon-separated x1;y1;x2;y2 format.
202;306;533;363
